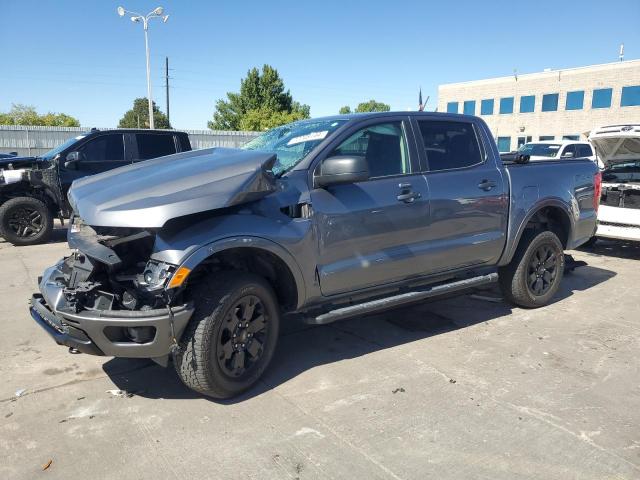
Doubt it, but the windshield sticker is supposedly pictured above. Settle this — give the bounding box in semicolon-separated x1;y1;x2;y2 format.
287;131;328;146
548;145;560;149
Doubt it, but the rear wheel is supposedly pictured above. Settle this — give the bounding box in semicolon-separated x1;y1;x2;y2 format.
0;196;53;246
174;272;280;399
499;230;565;308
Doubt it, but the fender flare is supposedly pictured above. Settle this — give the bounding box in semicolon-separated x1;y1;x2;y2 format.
178;236;307;309
500;198;574;266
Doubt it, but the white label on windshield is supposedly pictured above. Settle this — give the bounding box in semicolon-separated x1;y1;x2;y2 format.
548;145;560;149
287;131;328;146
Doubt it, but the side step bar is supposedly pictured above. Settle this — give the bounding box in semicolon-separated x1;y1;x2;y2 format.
309;273;498;325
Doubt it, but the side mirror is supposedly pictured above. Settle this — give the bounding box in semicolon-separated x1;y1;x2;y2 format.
561;151;575;158
64;151;81;168
315;155;369;188
515;153;530;164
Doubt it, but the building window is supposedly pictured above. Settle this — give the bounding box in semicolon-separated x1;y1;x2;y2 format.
497;137;511;152
519;95;535;113
539;136;555;141
541;94;559;112
447;102;459;113
565;91;584;110
621;86;640;106
562;135;580;140
592;88;612;109
517;136;533;148
480;99;494;115
463;100;476;115
499;97;514;114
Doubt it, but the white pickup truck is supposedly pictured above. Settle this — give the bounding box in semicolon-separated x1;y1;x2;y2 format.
589;124;640;242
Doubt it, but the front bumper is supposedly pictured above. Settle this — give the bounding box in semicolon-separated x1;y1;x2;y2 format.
30;260;194;358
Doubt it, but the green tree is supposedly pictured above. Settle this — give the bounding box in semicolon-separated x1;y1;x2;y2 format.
209;64;310;131
355;100;391;113
0;103;80;126
339;106;352;114
118;98;171;129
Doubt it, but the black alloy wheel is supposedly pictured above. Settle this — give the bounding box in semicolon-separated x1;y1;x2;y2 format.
527;244;560;296
7;205;44;238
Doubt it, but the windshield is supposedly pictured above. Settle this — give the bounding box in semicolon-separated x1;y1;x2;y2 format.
41;135;87;160
242;119;347;175
518;143;562;158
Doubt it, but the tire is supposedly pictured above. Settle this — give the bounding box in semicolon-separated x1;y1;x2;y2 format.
498;230;565;308
174;272;280;399
0;196;53;246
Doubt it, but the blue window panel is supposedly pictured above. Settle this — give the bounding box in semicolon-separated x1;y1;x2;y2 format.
539;136;555;141
621;86;640;106
519;95;535;113
463;100;476;115
566;91;584;110
447;102;459;113
541;94;559;112
562;135;579;140
497;137;511;152
480;99;494;115
499;97;514;114
592;88;612;109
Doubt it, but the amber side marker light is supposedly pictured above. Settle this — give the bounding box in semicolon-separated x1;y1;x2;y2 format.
168;266;191;289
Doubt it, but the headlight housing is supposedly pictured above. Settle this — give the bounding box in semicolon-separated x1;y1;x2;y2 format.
138;261;175;291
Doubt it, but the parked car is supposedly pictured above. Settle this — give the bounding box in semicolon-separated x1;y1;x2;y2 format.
0;152;17;159
0;129;191;245
502;140;597;164
30;112;600;399
589;124;640;242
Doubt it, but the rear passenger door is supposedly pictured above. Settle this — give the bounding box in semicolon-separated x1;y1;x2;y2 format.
413;118;508;273
132;132;178;162
310;117;431;296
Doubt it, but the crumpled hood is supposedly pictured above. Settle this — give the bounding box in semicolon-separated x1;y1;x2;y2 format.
69;147;277;228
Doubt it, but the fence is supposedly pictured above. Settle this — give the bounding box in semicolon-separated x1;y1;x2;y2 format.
0;125;260;156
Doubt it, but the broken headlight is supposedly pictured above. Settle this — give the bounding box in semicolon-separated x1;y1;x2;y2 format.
138;261;175;291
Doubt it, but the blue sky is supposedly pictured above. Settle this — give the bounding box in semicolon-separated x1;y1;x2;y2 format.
1;0;639;130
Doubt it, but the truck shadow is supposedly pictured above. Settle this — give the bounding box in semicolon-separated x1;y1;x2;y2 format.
102;264;616;403
578;239;640;260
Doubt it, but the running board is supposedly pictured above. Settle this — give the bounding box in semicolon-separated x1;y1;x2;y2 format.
309;273;498;325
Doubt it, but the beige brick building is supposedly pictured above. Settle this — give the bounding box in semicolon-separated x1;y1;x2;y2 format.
437;59;640;152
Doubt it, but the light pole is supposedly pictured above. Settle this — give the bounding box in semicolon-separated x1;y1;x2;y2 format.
117;6;169;130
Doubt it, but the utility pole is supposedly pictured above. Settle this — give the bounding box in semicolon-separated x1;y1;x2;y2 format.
165;56;170;124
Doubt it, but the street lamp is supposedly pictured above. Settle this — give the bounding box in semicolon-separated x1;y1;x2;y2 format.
117;6;169;129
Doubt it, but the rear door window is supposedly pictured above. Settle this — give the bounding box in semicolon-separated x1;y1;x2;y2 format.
417;120;483;171
77;134;125;162
135;134;177;160
577;144;593;157
561;145;577;158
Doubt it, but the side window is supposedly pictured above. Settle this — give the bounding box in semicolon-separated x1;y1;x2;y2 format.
562;145;576;157
330;122;410;178
78;134;124;161
135;134;177;160
417;120;483;171
578;144;593;157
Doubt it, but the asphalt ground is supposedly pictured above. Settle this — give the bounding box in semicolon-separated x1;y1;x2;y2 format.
1;225;639;479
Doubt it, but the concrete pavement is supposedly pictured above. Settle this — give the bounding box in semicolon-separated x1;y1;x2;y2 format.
1;228;639;479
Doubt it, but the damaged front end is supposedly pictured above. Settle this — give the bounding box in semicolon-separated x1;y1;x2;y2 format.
30;217;193;365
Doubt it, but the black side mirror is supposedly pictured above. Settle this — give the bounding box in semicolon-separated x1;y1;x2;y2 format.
315;155;370;188
64;151;81;168
515;153;530;164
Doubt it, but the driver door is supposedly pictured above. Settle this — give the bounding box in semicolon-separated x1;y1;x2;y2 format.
310;118;431;296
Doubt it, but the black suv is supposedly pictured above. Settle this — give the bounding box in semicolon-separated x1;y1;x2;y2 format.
0;129;191;245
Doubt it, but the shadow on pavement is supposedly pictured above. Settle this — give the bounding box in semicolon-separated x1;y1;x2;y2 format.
102;263;616;404
578;238;640;260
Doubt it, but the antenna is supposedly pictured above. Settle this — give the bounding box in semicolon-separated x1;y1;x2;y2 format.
619;43;625;62
513;68;518;82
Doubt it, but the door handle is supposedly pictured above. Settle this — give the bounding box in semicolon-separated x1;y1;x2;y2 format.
478;179;497;191
397;191;421;203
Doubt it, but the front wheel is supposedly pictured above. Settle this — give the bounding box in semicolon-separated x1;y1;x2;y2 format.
174;272;280;399
0;196;53;246
499;230;565;308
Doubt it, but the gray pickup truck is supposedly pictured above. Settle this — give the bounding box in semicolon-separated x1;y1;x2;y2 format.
30;112;600;399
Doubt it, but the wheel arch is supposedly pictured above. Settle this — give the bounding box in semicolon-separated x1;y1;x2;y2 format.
500;200;573;266
178;237;306;312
